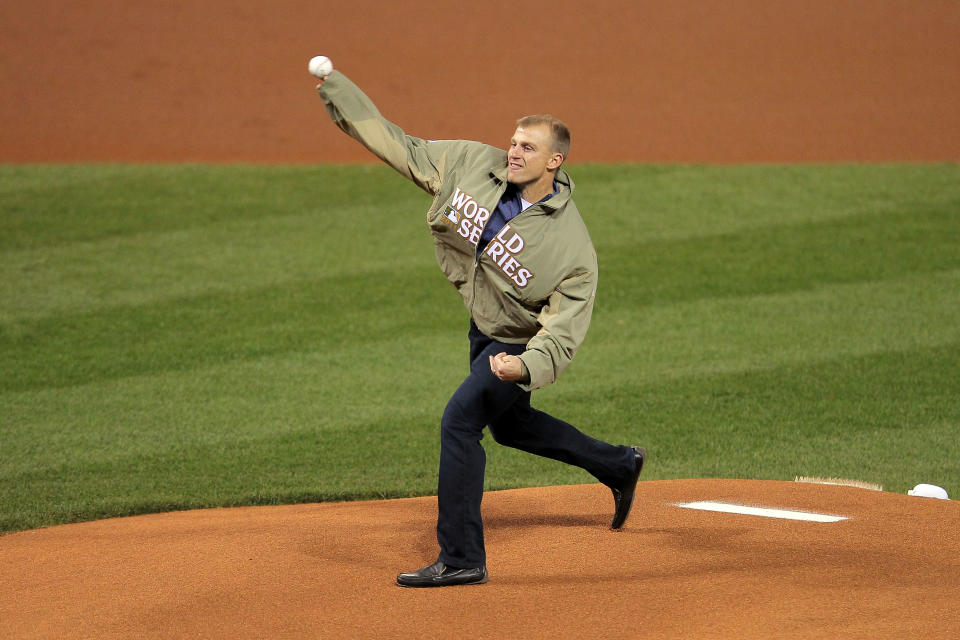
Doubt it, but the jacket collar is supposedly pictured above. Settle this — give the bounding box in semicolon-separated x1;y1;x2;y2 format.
489;163;574;213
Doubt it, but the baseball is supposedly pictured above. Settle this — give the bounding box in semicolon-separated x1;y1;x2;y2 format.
308;55;334;78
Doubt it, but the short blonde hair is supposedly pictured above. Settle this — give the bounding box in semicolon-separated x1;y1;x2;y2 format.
516;114;570;161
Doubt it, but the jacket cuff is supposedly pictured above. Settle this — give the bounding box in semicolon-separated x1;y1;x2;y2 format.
518;360;531;385
517;353;548;391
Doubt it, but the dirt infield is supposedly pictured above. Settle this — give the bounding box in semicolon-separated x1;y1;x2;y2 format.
1;0;958;163
3;1;959;638
2;481;958;639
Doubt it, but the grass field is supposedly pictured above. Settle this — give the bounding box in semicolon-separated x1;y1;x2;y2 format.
1;163;958;534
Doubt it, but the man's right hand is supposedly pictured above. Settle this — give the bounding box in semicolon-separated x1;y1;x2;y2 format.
489;353;528;384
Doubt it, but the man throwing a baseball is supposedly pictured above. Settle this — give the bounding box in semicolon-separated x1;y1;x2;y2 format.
313;61;645;587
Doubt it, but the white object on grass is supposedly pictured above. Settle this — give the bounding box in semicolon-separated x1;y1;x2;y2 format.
907;484;949;499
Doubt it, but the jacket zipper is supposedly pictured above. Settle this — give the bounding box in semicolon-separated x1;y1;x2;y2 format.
470;179;510;319
469;252;482;319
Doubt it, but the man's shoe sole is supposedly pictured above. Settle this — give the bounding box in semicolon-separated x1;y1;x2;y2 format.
396;574;489;588
396;563;488;588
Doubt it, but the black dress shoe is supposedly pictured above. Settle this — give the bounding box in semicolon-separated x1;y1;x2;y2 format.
396;561;488;588
610;446;646;529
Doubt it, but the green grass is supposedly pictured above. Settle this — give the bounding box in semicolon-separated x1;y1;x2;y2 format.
1;163;958;533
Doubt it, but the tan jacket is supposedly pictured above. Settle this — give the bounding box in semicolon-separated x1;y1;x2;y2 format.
319;72;598;390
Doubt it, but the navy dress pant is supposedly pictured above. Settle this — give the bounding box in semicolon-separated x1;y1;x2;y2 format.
436;321;636;569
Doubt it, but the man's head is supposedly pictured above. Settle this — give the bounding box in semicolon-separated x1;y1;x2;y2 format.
506;115;570;189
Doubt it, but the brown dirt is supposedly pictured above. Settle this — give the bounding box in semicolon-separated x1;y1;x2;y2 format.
3;1;959;637
2;481;958;639
1;0;957;163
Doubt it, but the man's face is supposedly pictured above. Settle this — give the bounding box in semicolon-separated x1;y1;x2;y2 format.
506;124;561;186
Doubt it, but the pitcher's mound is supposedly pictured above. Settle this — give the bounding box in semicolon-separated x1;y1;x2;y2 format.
1;479;957;639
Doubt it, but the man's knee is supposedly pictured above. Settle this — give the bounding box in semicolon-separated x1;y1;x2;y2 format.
441;395;483;438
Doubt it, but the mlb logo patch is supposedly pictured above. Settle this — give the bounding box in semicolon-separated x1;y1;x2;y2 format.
441;205;461;227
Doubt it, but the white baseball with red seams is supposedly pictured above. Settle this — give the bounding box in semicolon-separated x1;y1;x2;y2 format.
308;56;333;78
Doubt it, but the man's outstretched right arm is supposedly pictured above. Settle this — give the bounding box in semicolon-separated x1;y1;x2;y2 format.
316;71;445;196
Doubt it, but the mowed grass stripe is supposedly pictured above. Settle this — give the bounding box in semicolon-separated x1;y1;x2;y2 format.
3;332;464;466
582;269;960;384
599;208;958;307
2;264;454;393
6;199;955;322
8;164;954;249
4;207;956;392
1;207;435;321
0;164;430;251
577;163;959;239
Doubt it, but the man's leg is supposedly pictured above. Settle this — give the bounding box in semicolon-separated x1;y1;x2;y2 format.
398;323;528;587
434;332;526;569
487;396;637;490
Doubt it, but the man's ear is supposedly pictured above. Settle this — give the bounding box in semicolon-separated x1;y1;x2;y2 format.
547;152;564;170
